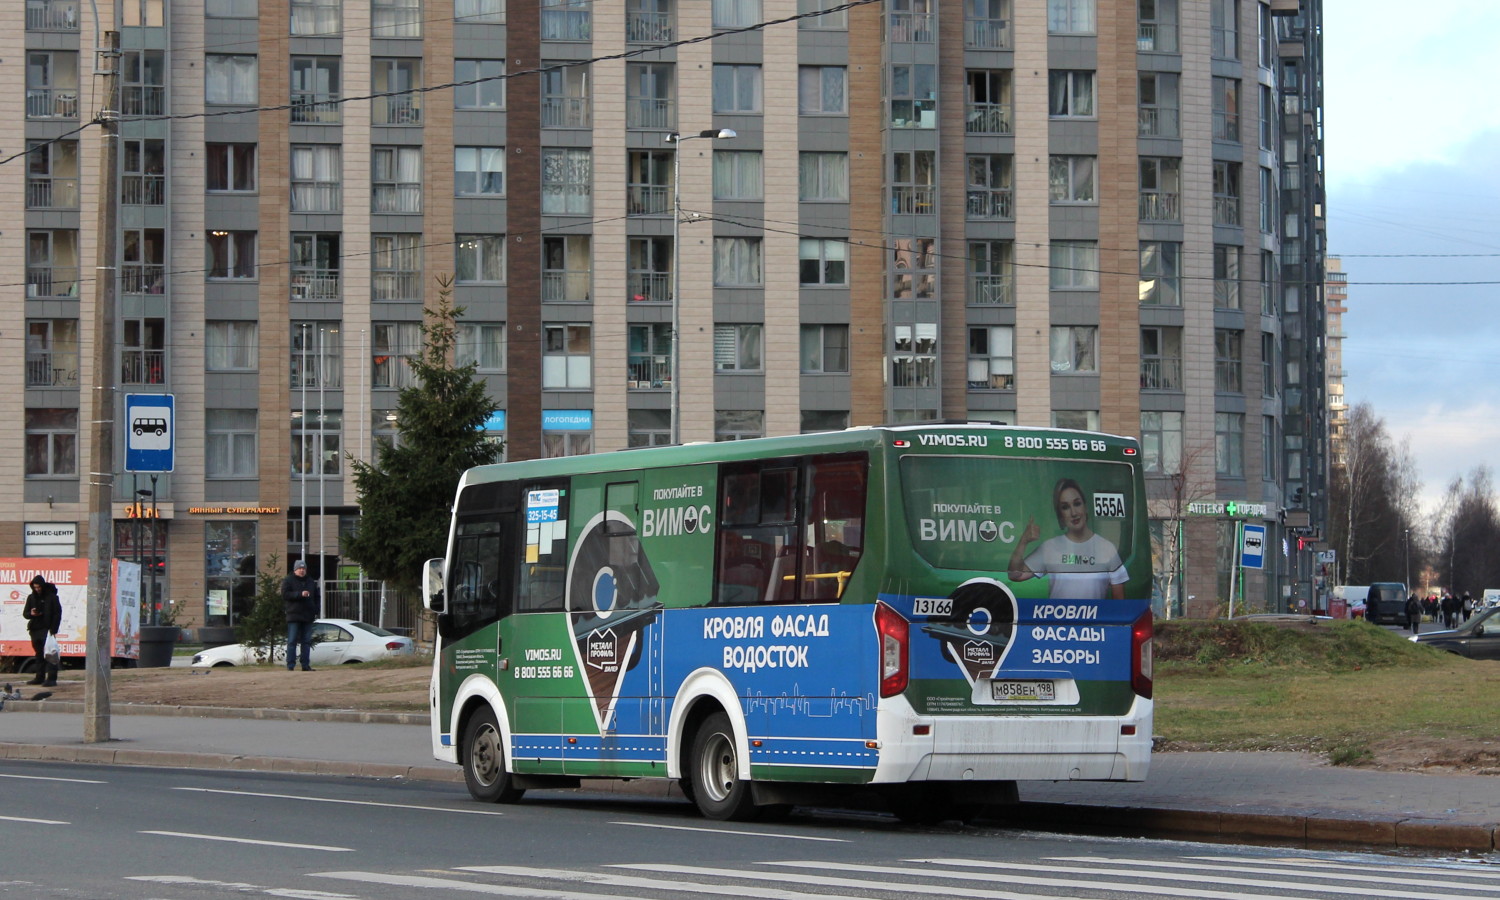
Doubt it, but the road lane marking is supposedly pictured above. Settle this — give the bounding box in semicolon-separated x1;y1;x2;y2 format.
0;773;106;784
619;863;1066;899
0;814;68;825
140;830;353;852
314;870;646;898
127;875;359;898
174;786;505;816
462;865;875;900
608;820;847;842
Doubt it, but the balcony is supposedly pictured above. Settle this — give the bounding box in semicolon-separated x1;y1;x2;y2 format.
25;351;79;387
626;98;674;130
541;8;590;41
627;184;669;216
1213;112;1240;143
628;272;671;303
965;17;1011;49
626;10;672;43
121;349;166;385
122;263;166;294
123;175;166;206
541;270;590;302
965;102;1012;135
27;0;80;30
1138;107;1179;137
1139;191;1180;222
890;186;935;215
540;97;590;129
374;97;421;125
1215;361;1243;393
966;188;1013;220
1137;23;1178;52
123;86;165;117
1214;196;1242;227
27;177;79;209
27;265;80;299
1140;358;1183;391
291;270;341;301
290;95;341;124
888;12;934;42
627;354;671;389
26;89;79;119
968;275;1013;306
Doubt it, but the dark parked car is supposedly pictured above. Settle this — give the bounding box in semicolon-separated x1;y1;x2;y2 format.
1411;606;1500;660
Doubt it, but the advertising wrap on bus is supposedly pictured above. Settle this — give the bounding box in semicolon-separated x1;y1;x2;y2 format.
425;424;1153;822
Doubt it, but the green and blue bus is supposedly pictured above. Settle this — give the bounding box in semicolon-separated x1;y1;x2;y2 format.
423;423;1153;821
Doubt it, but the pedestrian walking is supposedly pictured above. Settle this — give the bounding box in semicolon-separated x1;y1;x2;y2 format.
1405;592;1422;634
21;575;62;686
1462;592;1474;623
280;560;320;671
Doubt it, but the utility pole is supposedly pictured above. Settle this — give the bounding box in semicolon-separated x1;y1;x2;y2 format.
84;28;121;744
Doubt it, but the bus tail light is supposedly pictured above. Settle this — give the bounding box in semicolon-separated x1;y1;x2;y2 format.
875;601;910;698
1131;610;1154;699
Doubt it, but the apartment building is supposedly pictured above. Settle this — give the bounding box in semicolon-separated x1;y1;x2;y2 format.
5;0;1326;629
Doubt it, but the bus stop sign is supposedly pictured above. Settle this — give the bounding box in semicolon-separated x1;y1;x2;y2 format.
125;393;175;473
1241;523;1266;570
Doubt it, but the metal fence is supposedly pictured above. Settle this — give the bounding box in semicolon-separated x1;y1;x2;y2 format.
322;581;425;638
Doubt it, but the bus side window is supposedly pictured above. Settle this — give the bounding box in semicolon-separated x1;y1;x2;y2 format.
716;465;800;605
518;481;569;612
802;456;867;601
447;519;506;641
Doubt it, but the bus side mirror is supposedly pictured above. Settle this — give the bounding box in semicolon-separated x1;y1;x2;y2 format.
423;558;446;613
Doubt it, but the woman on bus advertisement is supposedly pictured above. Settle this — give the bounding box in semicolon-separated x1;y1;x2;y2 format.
1008;477;1127;601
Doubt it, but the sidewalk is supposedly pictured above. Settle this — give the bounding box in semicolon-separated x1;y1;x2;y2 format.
3;700;1498;854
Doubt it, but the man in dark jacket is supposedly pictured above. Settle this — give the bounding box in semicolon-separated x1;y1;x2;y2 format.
280;560;320;671
22;575;63;686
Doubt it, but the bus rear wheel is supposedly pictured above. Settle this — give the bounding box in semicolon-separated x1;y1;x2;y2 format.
462;707;524;804
689;712;758;821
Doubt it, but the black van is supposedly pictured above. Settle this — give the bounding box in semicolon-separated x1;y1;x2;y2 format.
1364;582;1409;625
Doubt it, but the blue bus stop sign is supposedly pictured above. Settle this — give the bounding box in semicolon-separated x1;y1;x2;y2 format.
125;393;174;473
1241;523;1266;570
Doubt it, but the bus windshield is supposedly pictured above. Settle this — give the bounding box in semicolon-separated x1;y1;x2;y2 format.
900;455;1138;573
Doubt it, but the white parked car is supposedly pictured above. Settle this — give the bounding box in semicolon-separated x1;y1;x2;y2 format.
191;619;416;667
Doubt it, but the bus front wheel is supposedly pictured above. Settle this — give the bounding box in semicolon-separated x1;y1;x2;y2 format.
689;712;758;821
462;707;524;804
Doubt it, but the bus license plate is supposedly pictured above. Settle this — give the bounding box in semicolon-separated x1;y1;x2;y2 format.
991;680;1054;702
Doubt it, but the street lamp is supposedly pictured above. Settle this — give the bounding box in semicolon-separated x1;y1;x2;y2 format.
665;128;736;445
1404;528;1411;589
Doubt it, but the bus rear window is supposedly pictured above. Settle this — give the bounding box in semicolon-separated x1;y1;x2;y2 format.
900;456;1137;573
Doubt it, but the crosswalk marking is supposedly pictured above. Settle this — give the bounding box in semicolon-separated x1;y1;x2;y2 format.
1184;856;1500;884
463;864;878;900
1042;855;1500;892
616;862;1076;900
312;870;640;898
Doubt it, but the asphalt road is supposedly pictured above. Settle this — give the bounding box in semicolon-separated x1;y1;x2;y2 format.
6;760;1500;900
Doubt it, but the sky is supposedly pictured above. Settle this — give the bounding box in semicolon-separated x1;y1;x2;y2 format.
1322;0;1500;517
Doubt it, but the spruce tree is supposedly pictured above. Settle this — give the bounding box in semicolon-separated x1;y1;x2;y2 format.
343;278;503;591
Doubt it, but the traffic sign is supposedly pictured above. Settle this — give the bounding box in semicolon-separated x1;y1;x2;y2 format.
1241;523;1266;570
125;393;175;473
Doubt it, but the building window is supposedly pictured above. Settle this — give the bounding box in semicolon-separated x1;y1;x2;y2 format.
542;428;593;459
1140;411;1183;475
26;319;80;387
290;56;340;123
1048;0;1095;33
206;54;258;105
207;143;256;193
1211;0;1238;59
968;240;1014;306
204;520;257;625
799;152;848;201
1212;161;1241;226
1261;332;1277;397
626;150;671;215
800;324;849;374
372;322;420;389
454;146;504;197
1050;326;1098;374
1261;250;1277;315
798;66;846;115
373;0;422;37
1140;326;1183;390
539;63;591;128
1138;0;1177;50
456;234;506;284
121;50;166;117
122;317;166;385
1262;415;1277;481
712;0;761;28
206;321;258;371
207;231;257;280
541;148;591;214
206;410;257;477
290;145;340;212
714;324;763;372
891;150;935;214
1139;241;1181;306
372;234;422;301
799;239;848;286
26;229;81;299
370;147;421;213
888;0;934;41
1048;70;1094;117
543;324;593;389
122;138;165;206
965;69;1012;135
291;0;339;34
1214;329;1243;393
967;326;1014;390
1260;84;1275;150
713;150;763;201
966;154;1013;220
25;409;77;476
627;0;674;42
1053;410;1099;431
628;409;672;448
715;410;764;441
292;411;342;476
889;63;936;128
891;324;937;387
892;237;936;299
712;64;762;114
713;237;763;287
541;0;591;40
27;140;80;210
628;237;672;302
801;410;850;433
1049;155;1096;204
292;233;341;301
122;228;165;294
798;0;847;29
1262;166;1277;233
1214;244;1242;309
373;58;422;125
1049;241;1098;290
628;324;673;389
1138;157;1180;222
964;0;1010;47
25;51;80;119
455;59;505;109
1138;71;1179;137
456;0;504;24
291;322;343;390
1213;76;1240;142
1215;412;1244;477
542;235;592;302
626;62;675;130
457;323;507;372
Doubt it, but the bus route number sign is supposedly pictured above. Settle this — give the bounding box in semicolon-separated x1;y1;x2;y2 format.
526;490;560;523
1093;493;1126;519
